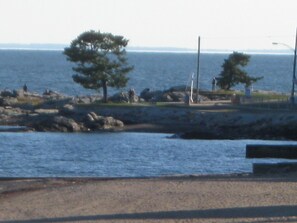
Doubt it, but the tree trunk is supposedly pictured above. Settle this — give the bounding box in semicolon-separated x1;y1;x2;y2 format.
102;81;108;103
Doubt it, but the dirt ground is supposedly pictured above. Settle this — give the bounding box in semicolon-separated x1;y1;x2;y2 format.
1;174;297;223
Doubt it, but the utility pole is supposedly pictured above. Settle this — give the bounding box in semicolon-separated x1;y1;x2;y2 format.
291;27;297;104
196;36;201;103
272;28;297;104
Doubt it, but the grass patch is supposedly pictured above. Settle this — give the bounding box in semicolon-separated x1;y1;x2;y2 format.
250;92;288;100
16;96;44;106
208;90;288;101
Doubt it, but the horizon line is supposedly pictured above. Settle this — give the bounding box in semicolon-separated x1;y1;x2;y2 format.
0;43;293;55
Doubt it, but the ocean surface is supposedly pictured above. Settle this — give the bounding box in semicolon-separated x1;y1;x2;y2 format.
0;50;294;95
1;132;296;177
0;50;295;177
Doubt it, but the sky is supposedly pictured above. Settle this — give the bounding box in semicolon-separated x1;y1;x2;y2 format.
0;0;296;51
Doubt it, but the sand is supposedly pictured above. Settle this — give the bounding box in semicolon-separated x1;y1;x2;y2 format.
1;101;297;222
1;174;297;223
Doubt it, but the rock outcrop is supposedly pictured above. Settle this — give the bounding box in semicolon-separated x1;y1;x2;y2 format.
0;89;125;133
27;115;82;132
139;86;212;102
85;112;124;130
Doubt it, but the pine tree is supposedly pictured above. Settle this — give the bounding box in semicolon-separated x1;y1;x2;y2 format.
217;52;262;90
64;30;133;102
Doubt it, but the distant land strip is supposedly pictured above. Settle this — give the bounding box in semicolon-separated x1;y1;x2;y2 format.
0;43;293;54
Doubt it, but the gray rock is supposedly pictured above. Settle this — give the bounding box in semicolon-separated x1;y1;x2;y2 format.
32;115;82;132
34;109;59;114
161;93;173;102
86;113;95;122
140;87;187;102
0;97;18;106
77;96;91;104
100;116;124;129
85;112;124;130
89;112;99;121
43;90;67;100
52;116;81;132
59;104;75;115
169;92;186;102
140;88;163;102
1;90;15;97
109;92;129;103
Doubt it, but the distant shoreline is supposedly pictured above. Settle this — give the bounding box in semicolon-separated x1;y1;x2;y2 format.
0;44;293;55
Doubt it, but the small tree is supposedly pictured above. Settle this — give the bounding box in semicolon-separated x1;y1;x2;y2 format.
64;30;133;102
217;52;262;90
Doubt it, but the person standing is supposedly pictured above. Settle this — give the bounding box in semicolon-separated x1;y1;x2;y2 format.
128;88;135;103
23;84;28;92
212;77;217;92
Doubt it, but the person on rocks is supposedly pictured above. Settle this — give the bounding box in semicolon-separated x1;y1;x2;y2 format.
23;84;28;92
212;77;217;92
128;88;135;103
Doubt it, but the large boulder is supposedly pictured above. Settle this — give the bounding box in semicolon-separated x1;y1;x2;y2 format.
109;91;140;103
140;87;187;102
53;116;81;132
140;88;163;102
109;92;129;103
99;116;124;129
167;92;186;102
32;116;82;132
85;112;124;130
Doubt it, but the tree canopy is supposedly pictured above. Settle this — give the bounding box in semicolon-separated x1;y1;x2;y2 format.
64;30;133;102
217;52;262;90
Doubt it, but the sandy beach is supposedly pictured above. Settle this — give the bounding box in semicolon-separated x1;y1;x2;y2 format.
1;174;297;223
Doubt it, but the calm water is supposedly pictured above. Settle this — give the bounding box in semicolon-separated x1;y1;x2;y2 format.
0;132;296;177
0;50;293;95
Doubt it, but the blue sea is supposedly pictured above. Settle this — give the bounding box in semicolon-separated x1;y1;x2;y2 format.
0;50;295;177
0;50;294;95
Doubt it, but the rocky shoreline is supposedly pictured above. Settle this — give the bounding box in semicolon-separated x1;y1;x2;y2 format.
0;89;125;132
0;88;297;140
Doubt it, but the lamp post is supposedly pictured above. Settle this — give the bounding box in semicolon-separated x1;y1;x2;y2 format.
196;36;201;103
272;28;297;104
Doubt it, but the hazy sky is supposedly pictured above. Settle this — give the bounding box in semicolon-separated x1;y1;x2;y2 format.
0;0;296;50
